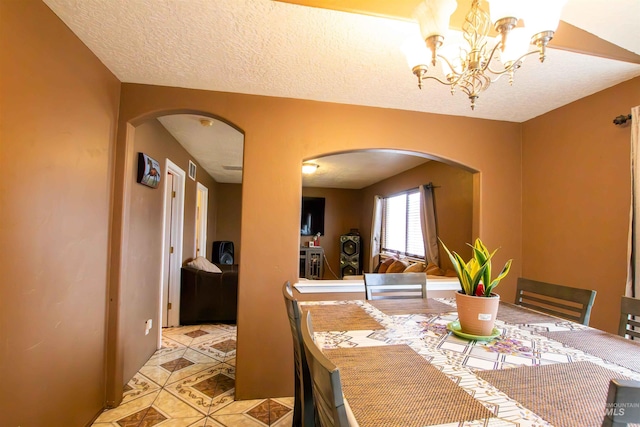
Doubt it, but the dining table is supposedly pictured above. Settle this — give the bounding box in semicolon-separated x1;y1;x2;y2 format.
299;298;640;427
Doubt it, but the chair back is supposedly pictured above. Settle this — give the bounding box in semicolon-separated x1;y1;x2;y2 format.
282;282;315;426
617;296;640;339
601;379;640;427
364;273;427;300
300;311;352;427
515;277;596;325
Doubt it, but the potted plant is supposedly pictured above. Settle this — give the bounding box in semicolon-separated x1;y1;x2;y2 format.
440;238;512;336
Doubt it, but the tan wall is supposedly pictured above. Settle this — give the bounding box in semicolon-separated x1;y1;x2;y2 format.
0;1;121;425
216;183;242;264
522;77;640;334
359;160;474;272
115;84;522;399
123;119;219;381
301;187;362;278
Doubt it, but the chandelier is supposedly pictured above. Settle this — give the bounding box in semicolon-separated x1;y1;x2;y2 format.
404;0;567;109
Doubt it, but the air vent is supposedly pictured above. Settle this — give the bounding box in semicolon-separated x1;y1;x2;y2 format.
222;165;243;171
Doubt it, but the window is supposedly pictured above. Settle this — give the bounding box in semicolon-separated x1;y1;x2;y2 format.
381;189;424;259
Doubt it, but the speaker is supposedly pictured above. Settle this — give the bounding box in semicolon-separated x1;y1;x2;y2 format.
339;234;360;277
212;241;234;265
340;235;360;257
340;254;359;277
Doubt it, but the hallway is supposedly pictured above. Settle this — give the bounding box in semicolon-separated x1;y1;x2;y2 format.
92;324;293;426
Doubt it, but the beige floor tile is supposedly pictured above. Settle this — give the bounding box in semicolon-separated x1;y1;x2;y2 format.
204;323;236;331
200;324;237;334
185;417;210;427
211;399;265;415
161;335;188;349
161;333;195;347
189;331;231;347
270;397;294;408
90;323;297;427
164;364;236;415
154;389;207;418
93;391;160;423
121;372;161;404
200;417;227;426
210;414;267;427
164;325;203;336
139;364;173;387
165;361;222;385
271;411;293;427
189;340;236;363
183;347;222;364
149;346;187;362
152;417;205;427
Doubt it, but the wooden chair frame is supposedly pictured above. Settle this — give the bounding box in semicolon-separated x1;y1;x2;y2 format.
363;273;427;300
282;282;315;426
515;277;596;326
617;295;640;339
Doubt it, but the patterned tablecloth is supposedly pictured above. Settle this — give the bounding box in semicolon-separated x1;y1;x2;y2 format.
301;299;640;427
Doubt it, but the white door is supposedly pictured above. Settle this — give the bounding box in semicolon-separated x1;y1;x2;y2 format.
195;183;209;259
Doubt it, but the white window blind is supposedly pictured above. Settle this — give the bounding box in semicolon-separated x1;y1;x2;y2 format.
382;190;425;259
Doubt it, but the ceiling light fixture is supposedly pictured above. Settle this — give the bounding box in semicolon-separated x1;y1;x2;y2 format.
302;162;319;175
404;0;567;110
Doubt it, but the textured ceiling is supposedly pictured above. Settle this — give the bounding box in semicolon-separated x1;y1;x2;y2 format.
42;0;640;187
157;115;244;184
43;0;640;123
303;151;429;189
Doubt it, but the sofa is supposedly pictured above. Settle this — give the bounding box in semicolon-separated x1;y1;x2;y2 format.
180;265;238;324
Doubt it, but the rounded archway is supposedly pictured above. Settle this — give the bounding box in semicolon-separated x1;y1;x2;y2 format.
106;109;245;407
298;149;478;281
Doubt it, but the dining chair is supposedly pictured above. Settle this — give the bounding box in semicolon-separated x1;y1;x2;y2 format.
601;379;640;427
363;272;427;300
282;281;315;427
515;277;597;326
617;295;640;340
300;311;359;427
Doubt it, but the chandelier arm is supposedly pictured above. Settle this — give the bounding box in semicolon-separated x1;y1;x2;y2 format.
485;50;540;75
480;41;505;72
421;75;458;86
435;54;463;78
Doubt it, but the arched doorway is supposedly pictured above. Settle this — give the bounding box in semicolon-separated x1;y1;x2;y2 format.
297;149;479;281
105;110;245;407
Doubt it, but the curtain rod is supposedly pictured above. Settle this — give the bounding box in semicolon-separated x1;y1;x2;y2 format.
613;114;632;126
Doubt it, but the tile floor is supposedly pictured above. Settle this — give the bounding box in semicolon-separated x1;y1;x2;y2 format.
92;324;293;427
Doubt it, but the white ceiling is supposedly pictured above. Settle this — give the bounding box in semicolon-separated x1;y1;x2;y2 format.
157;115;244;184
303;151;430;189
43;0;640;187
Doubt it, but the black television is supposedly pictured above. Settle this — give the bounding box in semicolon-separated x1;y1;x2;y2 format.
300;197;325;236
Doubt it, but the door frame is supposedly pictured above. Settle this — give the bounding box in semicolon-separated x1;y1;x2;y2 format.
158;159;185;340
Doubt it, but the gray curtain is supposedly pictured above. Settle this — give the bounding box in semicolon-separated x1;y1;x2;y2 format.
370;195;383;272
627;105;640;298
419;184;439;266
